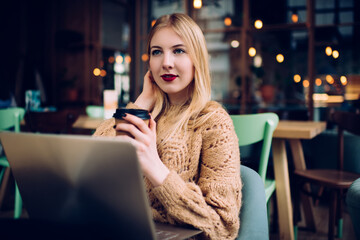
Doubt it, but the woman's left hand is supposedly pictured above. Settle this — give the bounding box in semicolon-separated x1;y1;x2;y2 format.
114;113;169;187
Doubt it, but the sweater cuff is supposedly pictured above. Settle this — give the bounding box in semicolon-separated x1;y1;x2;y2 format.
152;171;187;207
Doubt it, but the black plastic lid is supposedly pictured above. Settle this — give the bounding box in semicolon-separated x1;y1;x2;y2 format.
113;108;150;120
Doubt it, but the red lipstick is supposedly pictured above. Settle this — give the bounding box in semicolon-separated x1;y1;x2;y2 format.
161;74;177;81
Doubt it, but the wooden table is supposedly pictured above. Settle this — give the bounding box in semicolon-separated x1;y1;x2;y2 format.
272;121;326;240
72;115;104;130
73;116;327;240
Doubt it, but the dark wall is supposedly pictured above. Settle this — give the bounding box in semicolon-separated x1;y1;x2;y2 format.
2;1;53;106
2;0;102;109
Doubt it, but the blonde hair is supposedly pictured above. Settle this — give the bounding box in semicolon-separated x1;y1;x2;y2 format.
147;13;211;139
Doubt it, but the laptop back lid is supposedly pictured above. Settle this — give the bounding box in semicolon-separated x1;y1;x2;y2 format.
0;131;156;239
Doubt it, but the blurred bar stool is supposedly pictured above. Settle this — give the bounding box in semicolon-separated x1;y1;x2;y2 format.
294;111;360;240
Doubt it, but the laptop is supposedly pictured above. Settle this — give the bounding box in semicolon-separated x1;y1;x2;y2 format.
0;131;202;240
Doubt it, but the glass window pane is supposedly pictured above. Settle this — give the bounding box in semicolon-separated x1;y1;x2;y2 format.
340;0;353;8
316;13;334;25
340;12;353;24
152;0;184;18
316;0;334;9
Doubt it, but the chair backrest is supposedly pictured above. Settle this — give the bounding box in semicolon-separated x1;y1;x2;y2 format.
0;108;25;132
231;113;279;183
331;111;360;171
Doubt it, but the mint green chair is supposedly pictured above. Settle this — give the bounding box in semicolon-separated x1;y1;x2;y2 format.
86;105;104;118
231;113;279;218
0;107;25;218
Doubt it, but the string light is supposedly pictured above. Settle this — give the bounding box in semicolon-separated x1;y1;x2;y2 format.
230;40;240;48
125;55;131;63
340;76;347;85
193;0;202;9
276;54;284;63
332;50;339;59
326;75;334;84
315;78;322;86
224;17;232;26
303;79;309;88
325;46;332;56
141;53;149;62
248;47;256;57
93;68;101;76
108;56;115;64
254;20;263;29
100;69;107;77
293;74;301;83
291;13;299;23
254;55;262;67
116;55;123;63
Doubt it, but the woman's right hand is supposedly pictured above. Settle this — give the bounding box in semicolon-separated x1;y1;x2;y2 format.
134;70;157;111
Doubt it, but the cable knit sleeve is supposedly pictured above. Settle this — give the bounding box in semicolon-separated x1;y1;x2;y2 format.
152;106;242;239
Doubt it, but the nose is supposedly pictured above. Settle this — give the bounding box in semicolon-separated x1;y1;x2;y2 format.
162;52;174;69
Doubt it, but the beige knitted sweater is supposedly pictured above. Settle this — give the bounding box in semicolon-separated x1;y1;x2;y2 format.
93;101;242;239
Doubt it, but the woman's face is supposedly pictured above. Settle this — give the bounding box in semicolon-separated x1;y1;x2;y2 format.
149;27;194;104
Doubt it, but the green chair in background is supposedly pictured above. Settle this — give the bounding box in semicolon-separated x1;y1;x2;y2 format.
0;107;25;218
231;113;279;219
86;105;104;118
294;111;360;240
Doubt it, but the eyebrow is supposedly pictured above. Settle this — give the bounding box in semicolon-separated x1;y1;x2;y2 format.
150;44;186;49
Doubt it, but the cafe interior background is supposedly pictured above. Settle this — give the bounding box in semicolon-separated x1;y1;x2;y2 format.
2;0;359;120
1;0;360;238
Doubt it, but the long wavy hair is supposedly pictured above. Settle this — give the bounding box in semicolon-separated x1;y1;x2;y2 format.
147;13;211;139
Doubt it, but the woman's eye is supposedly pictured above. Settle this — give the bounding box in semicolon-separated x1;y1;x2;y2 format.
174;48;185;54
151;50;162;56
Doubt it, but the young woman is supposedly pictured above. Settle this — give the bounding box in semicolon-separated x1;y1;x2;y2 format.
94;13;241;239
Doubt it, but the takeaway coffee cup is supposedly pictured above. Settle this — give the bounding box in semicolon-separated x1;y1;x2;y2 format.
113;108;150;136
